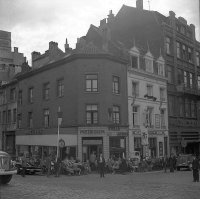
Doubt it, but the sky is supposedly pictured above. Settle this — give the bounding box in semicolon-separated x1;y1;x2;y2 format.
0;0;199;64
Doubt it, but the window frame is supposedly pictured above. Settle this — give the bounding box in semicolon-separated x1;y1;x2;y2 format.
112;105;120;124
57;78;64;97
85;74;98;92
86;104;98;125
112;76;120;94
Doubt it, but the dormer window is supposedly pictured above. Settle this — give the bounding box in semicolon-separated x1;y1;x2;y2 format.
131;55;138;68
144;51;153;73
156;55;165;77
129;45;140;69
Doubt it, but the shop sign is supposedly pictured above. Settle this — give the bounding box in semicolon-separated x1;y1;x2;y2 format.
80;129;105;135
108;125;120;131
117;132;128;136
59;139;65;148
26;129;43;135
83;140;102;145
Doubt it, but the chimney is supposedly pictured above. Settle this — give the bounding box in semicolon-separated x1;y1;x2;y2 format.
64;38;72;54
31;51;41;61
136;0;143;10
100;18;107;27
14;47;18;53
49;41;58;50
107;10;114;23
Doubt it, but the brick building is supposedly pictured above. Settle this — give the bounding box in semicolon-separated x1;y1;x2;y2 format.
15;43;128;161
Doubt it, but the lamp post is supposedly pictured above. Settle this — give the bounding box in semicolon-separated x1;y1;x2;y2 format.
57;106;62;160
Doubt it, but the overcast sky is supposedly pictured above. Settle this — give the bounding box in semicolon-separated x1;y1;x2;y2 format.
0;0;199;64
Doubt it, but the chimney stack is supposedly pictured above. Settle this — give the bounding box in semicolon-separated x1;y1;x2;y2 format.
136;0;143;10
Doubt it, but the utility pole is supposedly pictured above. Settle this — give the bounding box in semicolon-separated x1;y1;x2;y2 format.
147;0;151;11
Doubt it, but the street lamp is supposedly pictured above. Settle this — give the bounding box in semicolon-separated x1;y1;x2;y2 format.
57;106;62;160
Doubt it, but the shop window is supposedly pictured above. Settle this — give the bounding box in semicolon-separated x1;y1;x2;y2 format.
112;76;120;94
86;104;98;124
85;74;98;92
109;137;126;158
112;105;120;124
149;137;157;158
57;78;64;97
62;146;76;160
134;137;141;152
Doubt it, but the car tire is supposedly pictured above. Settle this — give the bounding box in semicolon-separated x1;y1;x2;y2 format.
0;175;12;184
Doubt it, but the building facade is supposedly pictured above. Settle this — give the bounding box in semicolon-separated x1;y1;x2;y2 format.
128;44;168;159
15;49;128;161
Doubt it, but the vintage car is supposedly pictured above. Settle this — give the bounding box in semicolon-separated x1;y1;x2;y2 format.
176;154;194;171
0;151;17;184
15;162;42;175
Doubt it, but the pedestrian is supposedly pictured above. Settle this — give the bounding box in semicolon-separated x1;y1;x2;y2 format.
192;155;199;182
55;157;62;177
90;151;96;171
21;153;27;177
98;153;105;178
163;156;168;173
169;155;174;172
46;155;51;177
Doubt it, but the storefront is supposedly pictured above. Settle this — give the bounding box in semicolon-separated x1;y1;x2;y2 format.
16;128;77;161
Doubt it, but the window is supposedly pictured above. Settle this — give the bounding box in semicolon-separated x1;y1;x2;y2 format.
3;111;6;124
10;88;16;101
182;45;186;60
145;59;153;73
146;107;153;127
167;66;173;83
198;76;200;90
185;99;190;117
13;108;16;123
177;69;183;85
7;110;11;124
160;88;165;101
176;42;181;58
28;112;33;128
189;73;193;88
166;37;171;54
191;101;196;118
168;95;175;116
149;137;157;158
28;87;33;103
160;109;165;128
85;74;98;92
131;55;138;68
180;26;186;35
147;85;153;96
188;48;192;63
113;106;120;124
112;76;120;94
86;105;98;124
43;82;50;100
134;137;142;152
196;52;200;66
57;79;64;97
17;114;22;128
44;109;50;128
18;90;22;105
132;82;139;97
178;97;184;117
132;106;139;126
184;71;188;87
158;63;165;76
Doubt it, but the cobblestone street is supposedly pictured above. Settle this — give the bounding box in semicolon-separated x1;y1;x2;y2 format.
1;171;200;199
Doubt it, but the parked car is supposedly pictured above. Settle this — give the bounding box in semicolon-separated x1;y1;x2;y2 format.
15;162;42;175
176;154;194;171
0;151;17;184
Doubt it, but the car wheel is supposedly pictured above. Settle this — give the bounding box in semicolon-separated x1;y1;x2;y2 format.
0;175;12;184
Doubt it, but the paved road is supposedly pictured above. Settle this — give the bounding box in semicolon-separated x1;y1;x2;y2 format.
1;171;200;199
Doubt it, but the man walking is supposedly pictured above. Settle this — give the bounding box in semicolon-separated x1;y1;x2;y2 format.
98;153;105;178
21;153;27;177
192;155;199;182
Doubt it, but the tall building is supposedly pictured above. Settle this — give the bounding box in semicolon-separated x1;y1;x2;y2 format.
0;30;27;155
81;0;200;155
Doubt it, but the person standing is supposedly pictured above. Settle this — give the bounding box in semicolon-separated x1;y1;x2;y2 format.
21;153;27;177
46;155;51;177
192;155;199;182
98;153;105;178
90;151;96;171
169;155;174;172
55;157;62;177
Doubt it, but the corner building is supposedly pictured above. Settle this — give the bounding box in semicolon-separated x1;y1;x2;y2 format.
16;52;128;161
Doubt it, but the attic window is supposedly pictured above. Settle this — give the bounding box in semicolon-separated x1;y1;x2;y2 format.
145;58;153;73
131;55;138;68
158;63;165;76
